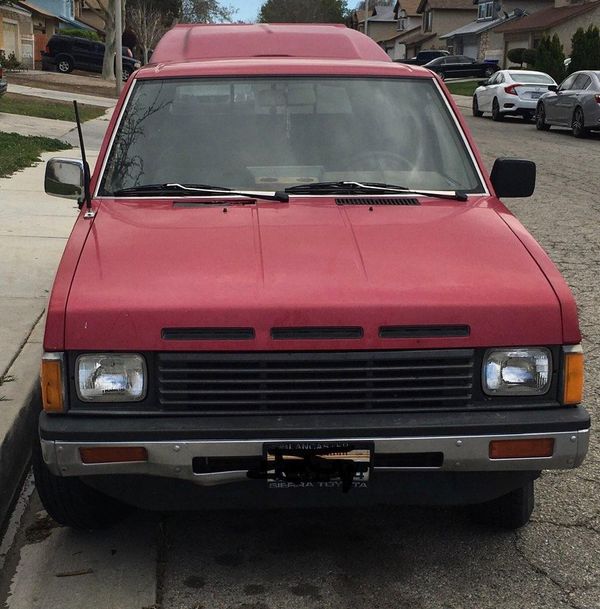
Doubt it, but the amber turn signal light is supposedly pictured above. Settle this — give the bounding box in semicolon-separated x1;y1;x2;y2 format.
41;355;64;413
80;446;148;464
563;349;584;405
489;438;554;460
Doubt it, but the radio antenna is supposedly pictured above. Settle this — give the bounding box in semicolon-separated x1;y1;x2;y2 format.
73;100;93;216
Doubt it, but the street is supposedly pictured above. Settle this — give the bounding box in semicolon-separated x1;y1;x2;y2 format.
1;112;599;609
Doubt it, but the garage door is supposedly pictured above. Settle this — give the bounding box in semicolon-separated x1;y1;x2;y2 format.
3;21;18;57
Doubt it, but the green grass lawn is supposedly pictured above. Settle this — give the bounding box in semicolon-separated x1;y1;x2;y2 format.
446;80;481;97
0;132;71;178
0;93;105;122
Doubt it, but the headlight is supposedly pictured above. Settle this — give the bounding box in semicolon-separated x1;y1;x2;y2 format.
483;348;551;396
76;354;146;402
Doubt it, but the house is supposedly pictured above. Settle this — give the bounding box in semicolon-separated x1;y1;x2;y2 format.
440;0;554;61
377;0;424;60
0;3;34;68
412;0;478;55
496;0;600;65
15;0;96;68
75;0;106;34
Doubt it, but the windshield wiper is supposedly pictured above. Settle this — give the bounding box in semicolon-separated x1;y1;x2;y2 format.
285;181;468;202
112;183;289;202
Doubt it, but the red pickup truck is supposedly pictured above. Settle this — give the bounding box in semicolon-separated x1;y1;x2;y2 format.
37;24;589;531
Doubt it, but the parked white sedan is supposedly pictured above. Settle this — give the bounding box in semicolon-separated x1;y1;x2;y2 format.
472;70;556;121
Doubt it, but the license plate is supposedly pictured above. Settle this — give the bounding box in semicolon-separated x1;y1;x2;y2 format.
530;92;541;99
264;441;373;490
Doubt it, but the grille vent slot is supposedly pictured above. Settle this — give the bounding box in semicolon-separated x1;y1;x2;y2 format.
271;327;363;340
157;349;474;414
162;328;255;341
336;197;420;206
380;325;470;339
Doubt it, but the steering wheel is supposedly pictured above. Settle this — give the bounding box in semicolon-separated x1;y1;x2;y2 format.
340;149;413;172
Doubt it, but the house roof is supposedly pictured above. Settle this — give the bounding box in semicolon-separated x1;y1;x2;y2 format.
369;5;397;21
440;12;521;39
496;1;600;34
17;0;56;19
394;0;422;18
18;0;95;29
376;25;421;44
398;30;437;47
417;0;478;13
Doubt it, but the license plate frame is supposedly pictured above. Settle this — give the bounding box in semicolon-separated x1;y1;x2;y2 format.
264;441;373;490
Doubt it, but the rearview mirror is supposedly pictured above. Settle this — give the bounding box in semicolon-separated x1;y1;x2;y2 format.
45;158;84;201
490;158;536;198
548;84;558;92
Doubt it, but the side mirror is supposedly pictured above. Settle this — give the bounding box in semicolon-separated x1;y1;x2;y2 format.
45;158;84;201
548;84;558;92
490;158;536;198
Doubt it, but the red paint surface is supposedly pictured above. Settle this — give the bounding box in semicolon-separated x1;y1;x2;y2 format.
58;196;571;352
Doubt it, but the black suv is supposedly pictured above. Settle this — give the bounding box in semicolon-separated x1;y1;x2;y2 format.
41;35;140;79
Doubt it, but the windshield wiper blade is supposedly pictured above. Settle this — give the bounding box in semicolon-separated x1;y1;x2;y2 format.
285;181;468;201
112;183;289;202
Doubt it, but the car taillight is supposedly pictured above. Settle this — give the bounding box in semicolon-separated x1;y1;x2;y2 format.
504;84;522;96
45;44;50;53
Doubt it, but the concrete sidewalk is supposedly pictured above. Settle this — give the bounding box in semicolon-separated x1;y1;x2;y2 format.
0;148;99;527
7;84;116;109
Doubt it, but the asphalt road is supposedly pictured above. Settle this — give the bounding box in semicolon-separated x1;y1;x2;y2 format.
1;113;599;609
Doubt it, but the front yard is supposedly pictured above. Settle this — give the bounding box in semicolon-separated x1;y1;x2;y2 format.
0;132;70;177
445;80;479;97
0;93;105;122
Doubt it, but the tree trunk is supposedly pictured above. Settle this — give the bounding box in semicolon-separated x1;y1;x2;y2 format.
102;0;117;81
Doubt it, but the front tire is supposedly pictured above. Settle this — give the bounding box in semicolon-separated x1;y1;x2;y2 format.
536;103;551;130
33;437;130;530
472;95;483;117
491;97;504;121
470;480;535;530
572;107;586;138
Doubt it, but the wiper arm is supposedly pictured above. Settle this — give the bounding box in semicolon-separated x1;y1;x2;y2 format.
112;183;289;202
285;181;468;201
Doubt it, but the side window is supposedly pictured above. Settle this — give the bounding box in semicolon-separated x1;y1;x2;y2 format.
496;73;504;84
559;74;576;91
447;57;460;64
572;74;591;90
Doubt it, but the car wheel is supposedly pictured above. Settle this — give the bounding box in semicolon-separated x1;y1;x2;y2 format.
571;107;586;138
536;103;551;131
472;94;483;117
32;435;131;530
469;480;535;530
122;67;132;81
56;55;73;74
491;97;504;121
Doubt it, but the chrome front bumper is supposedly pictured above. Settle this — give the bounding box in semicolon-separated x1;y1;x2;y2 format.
41;429;590;486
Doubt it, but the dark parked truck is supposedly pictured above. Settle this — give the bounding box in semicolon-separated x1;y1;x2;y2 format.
37;24;589;531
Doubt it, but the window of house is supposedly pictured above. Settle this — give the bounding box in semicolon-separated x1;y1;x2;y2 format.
423;10;433;32
478;1;493;20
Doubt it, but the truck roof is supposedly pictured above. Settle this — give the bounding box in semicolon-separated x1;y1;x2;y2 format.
149;23;391;65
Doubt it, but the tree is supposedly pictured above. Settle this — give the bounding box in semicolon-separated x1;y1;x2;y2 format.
507;48;526;68
83;0;118;80
522;48;537;67
569;25;600;73
259;0;348;23
127;1;169;63
181;0;235;23
534;34;565;83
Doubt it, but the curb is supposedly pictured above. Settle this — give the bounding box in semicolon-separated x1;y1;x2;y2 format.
0;324;43;530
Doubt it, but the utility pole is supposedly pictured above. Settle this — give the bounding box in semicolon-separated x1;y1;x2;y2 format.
115;0;123;95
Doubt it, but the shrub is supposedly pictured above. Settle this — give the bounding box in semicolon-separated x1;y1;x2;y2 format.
522;48;538;66
569;25;600;73
58;28;101;42
534;34;565;83
0;50;26;71
507;47;526;67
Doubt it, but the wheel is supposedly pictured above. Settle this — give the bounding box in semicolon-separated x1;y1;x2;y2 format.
56;55;73;74
472;94;483;117
571;107;586;138
491;97;504;122
469;480;535;530
122;67;132;81
32;436;131;530
341;149;413;172
536;103;551;131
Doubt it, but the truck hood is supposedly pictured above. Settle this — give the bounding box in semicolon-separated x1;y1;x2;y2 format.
64;197;563;351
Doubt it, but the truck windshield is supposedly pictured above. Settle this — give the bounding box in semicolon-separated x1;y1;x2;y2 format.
99;77;484;196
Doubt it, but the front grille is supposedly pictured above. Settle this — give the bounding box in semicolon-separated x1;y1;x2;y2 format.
157;350;474;414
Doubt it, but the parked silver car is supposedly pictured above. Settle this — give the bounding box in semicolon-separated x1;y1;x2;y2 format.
536;70;600;137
